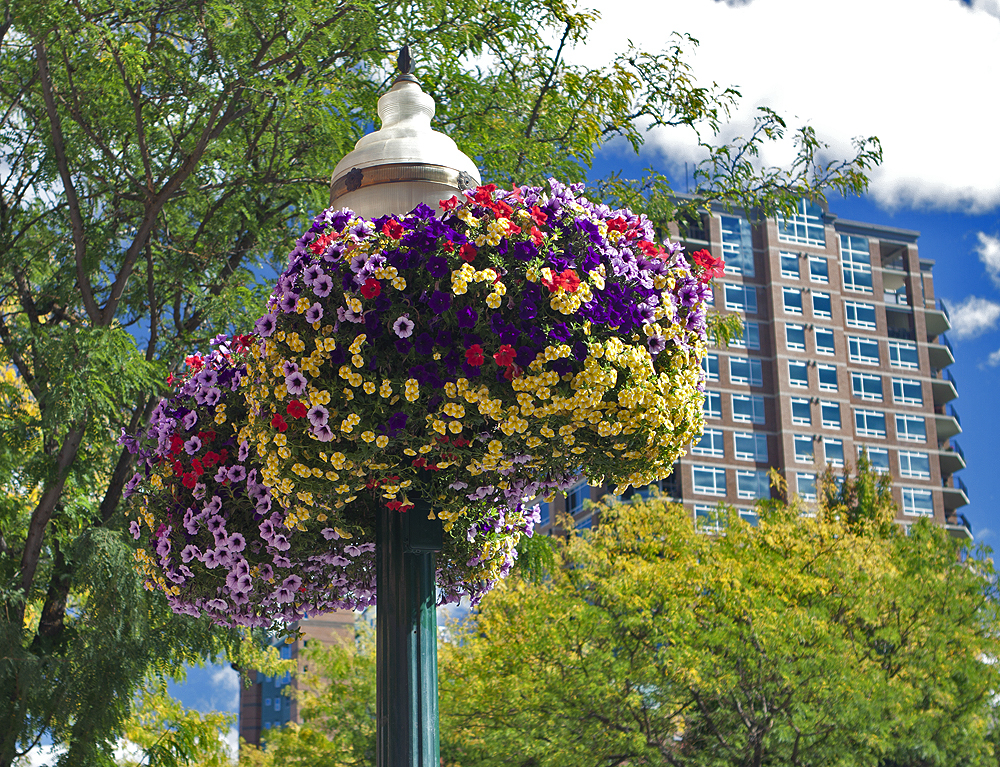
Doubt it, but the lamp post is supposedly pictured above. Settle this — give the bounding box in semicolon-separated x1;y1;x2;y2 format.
329;48;481;767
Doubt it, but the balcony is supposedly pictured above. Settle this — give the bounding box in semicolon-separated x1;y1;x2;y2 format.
930;367;958;405
927;335;955;370
924;300;952;337
944;512;973;542
942;475;970;510
934;405;962;441
938;440;966;475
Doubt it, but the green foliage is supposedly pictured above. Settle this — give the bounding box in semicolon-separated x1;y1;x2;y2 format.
118;681;236;767
0;0;883;761
438;485;999;766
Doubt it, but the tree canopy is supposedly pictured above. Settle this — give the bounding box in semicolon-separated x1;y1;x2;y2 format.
233;478;999;767
0;0;881;762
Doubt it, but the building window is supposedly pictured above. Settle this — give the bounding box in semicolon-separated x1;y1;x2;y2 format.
888;340;920;370
815;327;835;356
786;323;806;351
737;470;771;500
694;504;727;533
724;284;758;314
567;481;590;515
844;301;877;329
858;445;890;473
734;432;768;462
789;360;809;388
790;397;811;426
796;472;817;501
275;698;282;711
703;391;722;419
778;199;826;247
812;291;832;318
701;353;719;381
892;378;923;406
854;409;886;438
809;257;829;283
693;465;727;496
820;401;841;429
732;394;766;424
840;234;873;293
692;428;725;457
817;364;838;392
895;414;926;443
899;451;931;479
783;287;803;315
901;487;934;517
851;372;883;402
720;215;755;276
825;438;844;466
264;698;271;707
729;356;763;386
729;320;761;350
848;336;880;365
793;434;814;463
537;501;550;526
780;252;800;279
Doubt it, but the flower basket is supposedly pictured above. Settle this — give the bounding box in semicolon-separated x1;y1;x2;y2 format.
125;179;715;624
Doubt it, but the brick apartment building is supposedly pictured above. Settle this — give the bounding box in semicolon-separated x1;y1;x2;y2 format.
538;198;971;539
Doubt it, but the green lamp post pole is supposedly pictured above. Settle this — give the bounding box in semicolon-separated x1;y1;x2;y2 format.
328;48;481;767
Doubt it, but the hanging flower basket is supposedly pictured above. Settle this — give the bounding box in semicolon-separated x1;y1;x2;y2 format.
124;179;716;625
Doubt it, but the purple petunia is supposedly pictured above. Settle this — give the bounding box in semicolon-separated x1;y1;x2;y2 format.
307;404;329;428
393;316;415;338
228;465;247;483
182;411;198;431
183;436;202;455
255;313;277;337
285;371;308;396
456;306;478;329
305;303;324;324
130;520;142;540
427;290;451;313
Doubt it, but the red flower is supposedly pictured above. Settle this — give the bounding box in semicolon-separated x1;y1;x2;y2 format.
382;219;404;239
233;333;256;353
286;400;307;419
459;243;477;263
271;413;288;432
440;195;460;211
198;430;216;444
494;200;513;219
181;473;197;489
172;460;183;476
465;344;485;366
530;205;548;228
310;232;336;255
607;216;627;233
692;249;725;282
544;268;581;294
530;226;544;246
637;241;662;257
472;184;497;204
184;354;204;372
203;451;220;468
166;373;175;387
219;448;229;463
412;457;427;469
442;240;454;252
360;278;381;299
493;344;516;367
505;221;522;235
191;459;204;477
169;434;183;456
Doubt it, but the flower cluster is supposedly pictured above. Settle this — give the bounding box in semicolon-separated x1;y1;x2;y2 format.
122;339;379;627
124;180;715;625
243;180;712;576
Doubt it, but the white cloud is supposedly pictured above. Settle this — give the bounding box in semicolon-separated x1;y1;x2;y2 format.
946;295;1000;339
572;0;1000;212
210;665;240;712
975;232;1000;286
987;348;1000;367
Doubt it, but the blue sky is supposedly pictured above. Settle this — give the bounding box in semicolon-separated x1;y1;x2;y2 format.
171;0;1000;721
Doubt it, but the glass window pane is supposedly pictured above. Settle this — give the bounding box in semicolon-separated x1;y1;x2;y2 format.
845;301;877;329
815;328;835;355
780;252;800;279
809;257;829;283
817;365;838;391
812;292;832;317
783;287;803;314
720;215;755;276
791;398;811;425
825;439;844;466
851;372;883;401
789;360;808;387
703;391;721;419
786;324;806;351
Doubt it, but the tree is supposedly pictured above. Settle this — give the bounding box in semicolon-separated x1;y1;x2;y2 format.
439;486;1000;766
0;0;881;761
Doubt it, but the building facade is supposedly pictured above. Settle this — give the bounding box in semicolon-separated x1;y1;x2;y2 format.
539;199;971;539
